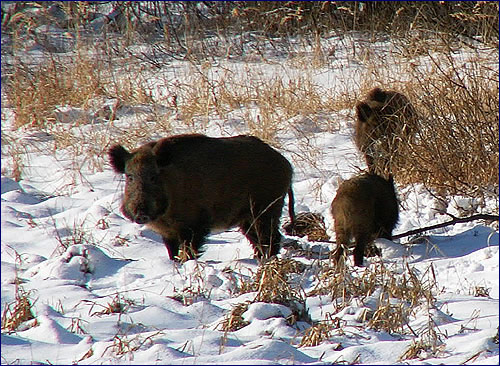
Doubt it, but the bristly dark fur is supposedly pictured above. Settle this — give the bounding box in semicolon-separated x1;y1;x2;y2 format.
355;87;418;178
330;173;399;267
109;134;295;262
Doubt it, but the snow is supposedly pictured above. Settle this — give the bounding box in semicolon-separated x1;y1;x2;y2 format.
1;29;498;365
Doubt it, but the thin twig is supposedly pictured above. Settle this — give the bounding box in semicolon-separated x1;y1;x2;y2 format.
393;214;499;240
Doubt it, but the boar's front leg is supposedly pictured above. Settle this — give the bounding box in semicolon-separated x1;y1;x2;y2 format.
162;225;209;262
162;235;181;260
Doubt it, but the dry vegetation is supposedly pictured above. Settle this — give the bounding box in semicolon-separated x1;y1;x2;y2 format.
357;47;499;198
1;252;38;333
216;257;309;334
1;2;498;357
1;1;498;196
400;55;498;197
1;284;37;333
216;254;446;356
300;259;444;355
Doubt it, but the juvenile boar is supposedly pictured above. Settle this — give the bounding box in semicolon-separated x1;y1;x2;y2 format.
355;87;417;177
330;173;399;266
109;134;295;261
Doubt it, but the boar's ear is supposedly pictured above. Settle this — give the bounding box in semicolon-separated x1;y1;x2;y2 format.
356;102;372;123
108;145;131;174
368;87;386;103
387;174;394;185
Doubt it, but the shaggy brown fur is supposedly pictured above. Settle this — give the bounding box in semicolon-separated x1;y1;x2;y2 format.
330;173;399;266
109;134;295;261
355;87;417;177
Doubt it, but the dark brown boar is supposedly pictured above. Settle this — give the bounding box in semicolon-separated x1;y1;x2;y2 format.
355;87;417;177
330;173;399;267
108;134;295;261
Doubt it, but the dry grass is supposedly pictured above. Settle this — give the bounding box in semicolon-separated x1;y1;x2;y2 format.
169;261;214;306
300;261;441;349
125;2;498;48
5;6;496;198
84;294;135;317
6;53;105;129
215;258;313;339
252;258;305;306
51;218;98;258
67;317;88;335
395;50;499;198
3;43;334;182
2;49;161;180
310;260;438;336
228;258;310;326
399;338;443;361
169;63;335;144
0;133;25;182
3;48;158;130
1;284;37;332
399;303;447;360
1;251;38;333
283;212;330;242
294;260;445;352
103;330;163;359
218;302;251;332
300;315;345;347
470;285;491;298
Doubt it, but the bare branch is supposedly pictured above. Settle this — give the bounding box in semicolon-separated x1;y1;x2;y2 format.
393;214;499;240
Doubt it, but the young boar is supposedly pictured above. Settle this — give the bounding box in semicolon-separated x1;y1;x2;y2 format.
330;173;399;266
355;87;417;177
109;134;295;261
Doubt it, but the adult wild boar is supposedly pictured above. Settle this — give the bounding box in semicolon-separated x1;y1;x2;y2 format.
109;134;295;261
330;173;399;266
355;87;417;177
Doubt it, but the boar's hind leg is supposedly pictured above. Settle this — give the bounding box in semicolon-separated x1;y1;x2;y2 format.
352;232;371;267
377;226;393;240
241;214;282;259
332;226;350;264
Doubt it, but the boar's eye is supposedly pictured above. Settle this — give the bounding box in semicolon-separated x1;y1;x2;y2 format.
126;173;134;182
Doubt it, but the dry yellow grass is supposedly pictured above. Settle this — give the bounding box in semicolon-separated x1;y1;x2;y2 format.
1;285;37;332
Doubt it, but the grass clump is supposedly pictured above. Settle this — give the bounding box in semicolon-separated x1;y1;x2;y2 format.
310;260;439;336
84;294;136;317
396;50;499;198
218;302;251;332
299;314;345;348
1;284;37;332
219;258;310;333
251;258;306;306
283;212;330;242
6;53;106;129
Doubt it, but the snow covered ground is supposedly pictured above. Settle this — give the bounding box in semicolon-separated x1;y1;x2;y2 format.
1;21;498;365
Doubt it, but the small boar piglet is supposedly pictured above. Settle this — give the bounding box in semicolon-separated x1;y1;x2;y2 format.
330;173;399;266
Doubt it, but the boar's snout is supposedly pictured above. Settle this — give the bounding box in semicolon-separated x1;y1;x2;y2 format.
121;199;162;225
133;212;151;225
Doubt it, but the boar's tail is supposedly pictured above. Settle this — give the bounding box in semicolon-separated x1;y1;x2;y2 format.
287;187;296;229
